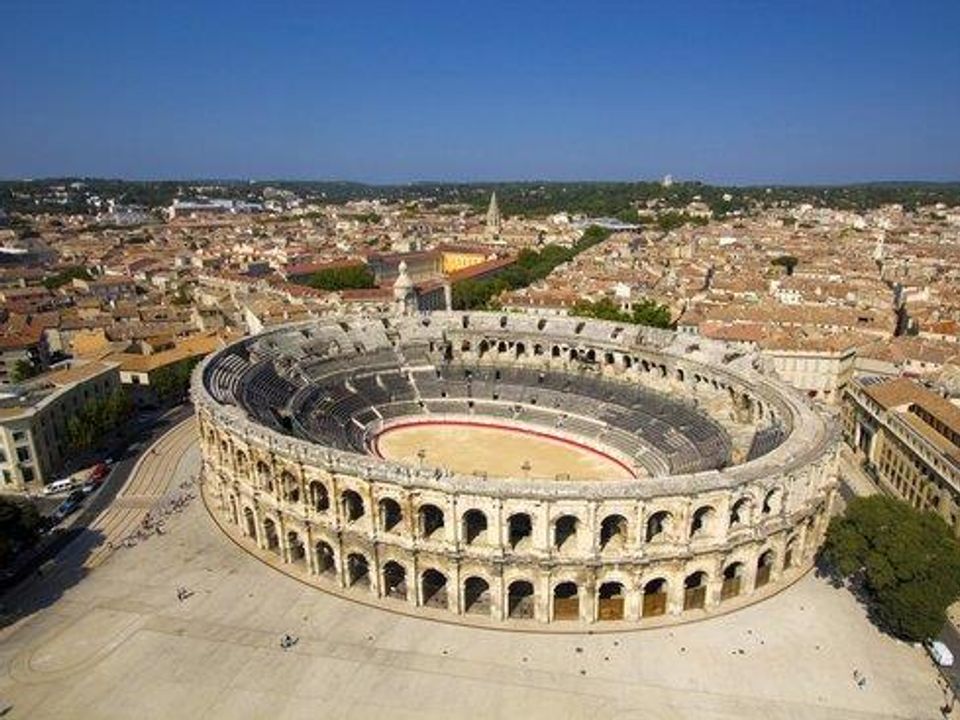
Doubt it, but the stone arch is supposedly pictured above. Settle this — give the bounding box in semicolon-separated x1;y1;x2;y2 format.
379;497;403;533
382;561;407;600
256;460;273;492
597;581;625;620
729;497;752;528
315;540;336;576
784;536;798;569
683;571;709;610
762;487;782;515
308;480;329;512
553;581;580;620
642;577;668;617
507;580;535;619
421;568;448;608
462;509;488;545
690;505;716;538
507;513;533;550
347;552;370;588
599;514;628;551
721;561;744;600
280;470;299;503
755;549;776;589
418;503;445;540
645;510;672;542
463;576;491;615
342;489;364;522
262;517;280;554
242;506;257;539
553;514;579;553
286;530;306;569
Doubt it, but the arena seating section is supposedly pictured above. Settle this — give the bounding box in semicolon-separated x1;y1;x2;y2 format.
202;322;748;477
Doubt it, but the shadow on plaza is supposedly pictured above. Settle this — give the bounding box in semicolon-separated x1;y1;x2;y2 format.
0;525;107;630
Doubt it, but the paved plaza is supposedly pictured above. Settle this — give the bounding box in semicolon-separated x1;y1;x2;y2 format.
0;425;951;719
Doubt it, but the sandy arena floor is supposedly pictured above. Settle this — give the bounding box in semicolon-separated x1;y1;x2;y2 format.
375;421;635;480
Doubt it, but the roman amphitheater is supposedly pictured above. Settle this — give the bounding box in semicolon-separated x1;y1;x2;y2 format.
194;310;839;628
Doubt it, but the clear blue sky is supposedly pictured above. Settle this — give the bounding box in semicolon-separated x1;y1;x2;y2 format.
2;0;958;184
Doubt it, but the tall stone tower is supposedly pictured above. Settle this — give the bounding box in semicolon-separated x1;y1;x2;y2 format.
486;191;501;237
393;260;417;316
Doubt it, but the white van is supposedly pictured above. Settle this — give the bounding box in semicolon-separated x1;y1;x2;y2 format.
42;478;74;496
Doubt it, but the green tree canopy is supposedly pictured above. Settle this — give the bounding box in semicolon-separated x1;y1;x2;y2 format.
298;265;376;292
571;296;673;329
0;496;42;568
771;255;799;276
821;495;960;641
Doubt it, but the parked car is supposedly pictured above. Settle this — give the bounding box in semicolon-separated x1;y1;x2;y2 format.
42;478;74;496
925;639;954;667
89;462;110;482
53;496;82;522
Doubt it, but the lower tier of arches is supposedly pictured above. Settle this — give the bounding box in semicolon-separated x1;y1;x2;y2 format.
205;475;826;628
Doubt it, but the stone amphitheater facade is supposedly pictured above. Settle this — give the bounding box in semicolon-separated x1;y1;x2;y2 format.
193;311;839;627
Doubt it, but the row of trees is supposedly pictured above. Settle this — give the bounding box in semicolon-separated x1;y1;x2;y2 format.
298;265;376;292
570;297;673;329
822;495;960;641
453;226;612;310
66;389;135;453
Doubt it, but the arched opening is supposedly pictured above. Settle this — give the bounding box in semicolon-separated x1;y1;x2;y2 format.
599;514;628;551
463;576;491;615
762;488;781;515
342;490;364;522
551;345;561;358
553;515;578;553
515;342;526;358
497;340;508;353
315;541;336;576
280;470;300;503
462;509;488;544
478;339;490;358
507;580;535;619
421;569;448;608
347;553;370;588
534;343;544;356
243;507;256;539
461;339;471;353
721;562;744;600
690;505;715;538
382;561;407;600
642;578;668;617
645;511;671;542
379;497;403;533
309;481;329;512
553;582;579;620
784;537;798;569
262;518;280;554
235;450;247;470
256;460;273;492
729;498;750;528
597;581;625;620
507;513;533;550
418;504;445;540
683;571;708;610
755;550;775;589
286;531;305;568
